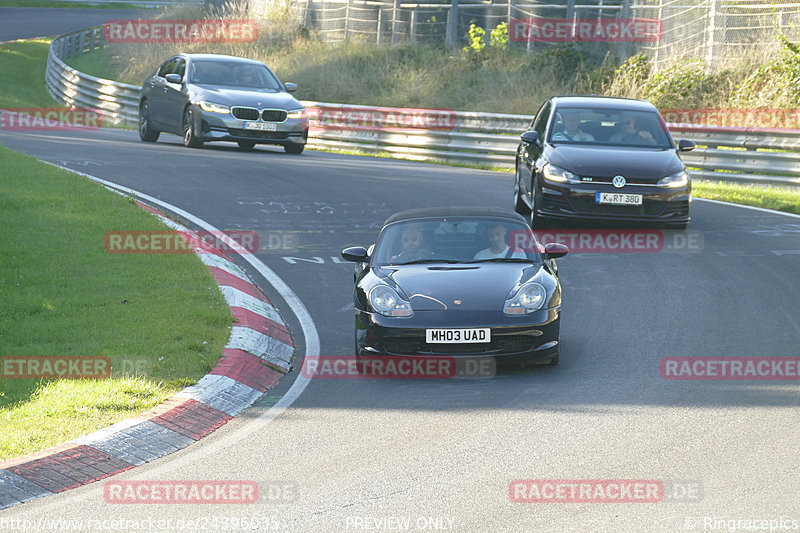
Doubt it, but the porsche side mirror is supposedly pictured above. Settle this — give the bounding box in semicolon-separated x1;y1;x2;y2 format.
544;242;569;259
341;246;368;262
678;139;695;152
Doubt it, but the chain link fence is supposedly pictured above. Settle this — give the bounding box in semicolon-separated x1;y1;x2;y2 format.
247;0;800;69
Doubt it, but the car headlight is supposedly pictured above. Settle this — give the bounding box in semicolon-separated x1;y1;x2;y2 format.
657;169;689;188
198;102;230;114
542;163;580;184
503;281;547;315
369;285;413;317
287;108;306;119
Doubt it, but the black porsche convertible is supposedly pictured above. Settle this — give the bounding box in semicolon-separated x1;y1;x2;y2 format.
341;207;568;366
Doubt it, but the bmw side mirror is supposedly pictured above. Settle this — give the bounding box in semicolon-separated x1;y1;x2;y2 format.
544;242;569;259
284;82;297;93
678;139;695;152
520;131;539;145
341;246;368;263
165;73;182;84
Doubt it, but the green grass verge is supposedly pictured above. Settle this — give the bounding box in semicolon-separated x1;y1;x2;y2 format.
0;38;59;108
0;145;232;460
693;179;800;215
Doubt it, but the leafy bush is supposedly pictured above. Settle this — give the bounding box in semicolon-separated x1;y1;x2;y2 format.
464;23;486;54
731;32;800;107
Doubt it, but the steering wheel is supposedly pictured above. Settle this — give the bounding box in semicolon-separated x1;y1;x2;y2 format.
394;248;431;262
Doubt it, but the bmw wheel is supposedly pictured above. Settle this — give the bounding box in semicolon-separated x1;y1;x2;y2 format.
138;102;160;142
183;107;203;148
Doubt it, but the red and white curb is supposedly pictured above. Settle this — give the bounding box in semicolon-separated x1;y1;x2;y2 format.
0;202;293;511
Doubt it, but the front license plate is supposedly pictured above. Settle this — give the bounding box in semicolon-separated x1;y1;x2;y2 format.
425;328;491;344
596;192;643;205
244;121;277;131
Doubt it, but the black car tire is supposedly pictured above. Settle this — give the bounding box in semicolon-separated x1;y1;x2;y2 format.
284;143;304;155
237;140;256;151
529;184;547;229
514;165;530;215
183;107;203;148
138;102;160;143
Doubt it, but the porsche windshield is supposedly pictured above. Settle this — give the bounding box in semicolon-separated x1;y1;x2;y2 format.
372;218;540;266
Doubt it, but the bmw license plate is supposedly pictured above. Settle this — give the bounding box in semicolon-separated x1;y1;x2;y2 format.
244;122;277;131
596;192;642;205
426;328;491;343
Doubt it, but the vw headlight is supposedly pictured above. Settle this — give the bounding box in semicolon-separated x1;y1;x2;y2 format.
287;108;306;119
198;101;230;114
542;163;580;184
657;169;689;188
369;285;413;317
503;281;547;315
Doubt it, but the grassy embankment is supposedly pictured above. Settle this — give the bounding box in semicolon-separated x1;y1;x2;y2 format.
0;38;232;460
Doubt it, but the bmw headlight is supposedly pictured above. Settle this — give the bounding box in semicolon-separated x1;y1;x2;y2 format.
198;101;230;114
503;281;547;315
542;163;580;184
369;285;413;317
657;169;689;188
287;108;306;119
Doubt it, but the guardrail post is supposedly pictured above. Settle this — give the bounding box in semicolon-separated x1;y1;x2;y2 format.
377;8;383;44
410;9;417;43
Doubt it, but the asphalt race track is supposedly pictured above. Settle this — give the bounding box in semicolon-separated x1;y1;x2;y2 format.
1;125;799;531
0;8;148;42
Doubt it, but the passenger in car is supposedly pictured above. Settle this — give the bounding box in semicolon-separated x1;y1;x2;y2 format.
610;113;657;145
474;224;527;260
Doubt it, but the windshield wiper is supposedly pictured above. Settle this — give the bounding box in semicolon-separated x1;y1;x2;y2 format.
393;259;462;265
465;258;533;263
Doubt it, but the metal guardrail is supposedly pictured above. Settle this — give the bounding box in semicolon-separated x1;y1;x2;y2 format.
45;26;800;187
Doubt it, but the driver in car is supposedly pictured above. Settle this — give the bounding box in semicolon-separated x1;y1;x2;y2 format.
391;226;430;262
474;224;527;260
237;68;256;86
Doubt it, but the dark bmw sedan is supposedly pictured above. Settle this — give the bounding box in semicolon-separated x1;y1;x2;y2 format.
514;96;695;228
139;53;308;153
341;207;569;366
